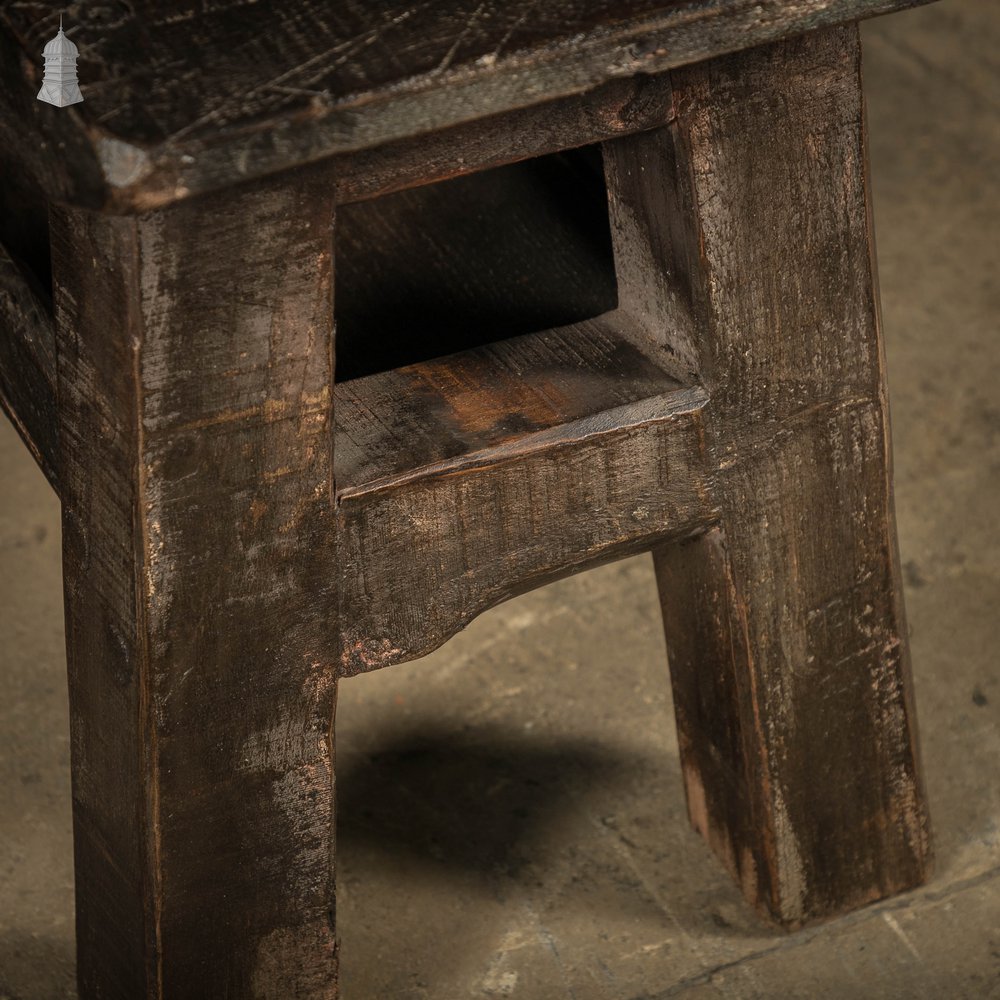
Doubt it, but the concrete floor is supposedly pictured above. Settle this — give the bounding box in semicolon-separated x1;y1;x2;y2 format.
2;2;998;997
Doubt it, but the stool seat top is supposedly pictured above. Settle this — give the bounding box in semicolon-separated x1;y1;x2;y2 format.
1;0;929;213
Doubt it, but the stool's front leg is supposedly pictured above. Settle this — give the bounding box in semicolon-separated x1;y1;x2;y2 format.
606;24;931;926
53;167;339;997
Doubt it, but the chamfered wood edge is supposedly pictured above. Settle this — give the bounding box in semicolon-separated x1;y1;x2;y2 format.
52;162;341;998
1;0;937;214
336;385;707;502
0;237;59;491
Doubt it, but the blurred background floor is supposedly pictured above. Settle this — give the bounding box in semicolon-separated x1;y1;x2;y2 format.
1;1;998;997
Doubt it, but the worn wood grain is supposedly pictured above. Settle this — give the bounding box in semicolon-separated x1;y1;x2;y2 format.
0;238;58;490
332;73;675;206
336;383;714;675
331;138;715;671
10;2;934;988
602;24;931;926
53;162;339;997
0;0;935;211
334;316;684;492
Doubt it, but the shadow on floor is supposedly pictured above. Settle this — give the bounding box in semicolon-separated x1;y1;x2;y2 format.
337;728;642;879
0;928;75;1000
335;724;778;945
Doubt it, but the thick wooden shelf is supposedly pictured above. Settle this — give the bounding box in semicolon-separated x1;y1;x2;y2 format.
333;313;685;496
0;0;934;211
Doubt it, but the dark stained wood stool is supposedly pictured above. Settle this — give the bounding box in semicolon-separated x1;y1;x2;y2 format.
0;2;935;996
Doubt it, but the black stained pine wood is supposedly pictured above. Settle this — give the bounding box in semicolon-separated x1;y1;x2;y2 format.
334;317;684;493
331;73;676;207
332;141;714;670
603;24;931;926
52;162;339;998
0;0;935;211
0;2;935;992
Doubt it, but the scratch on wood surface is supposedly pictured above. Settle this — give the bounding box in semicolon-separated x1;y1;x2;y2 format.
167;7;421;144
481;5;534;66
146;388;330;434
436;1;488;75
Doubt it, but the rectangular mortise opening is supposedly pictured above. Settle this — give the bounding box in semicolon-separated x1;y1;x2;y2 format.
333;145;618;382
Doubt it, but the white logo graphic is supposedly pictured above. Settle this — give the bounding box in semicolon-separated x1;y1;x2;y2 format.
37;16;83;107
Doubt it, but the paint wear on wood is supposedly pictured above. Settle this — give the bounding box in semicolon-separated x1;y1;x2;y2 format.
53;162;340;997
0;7;934;996
609;24;932;925
0;0;936;212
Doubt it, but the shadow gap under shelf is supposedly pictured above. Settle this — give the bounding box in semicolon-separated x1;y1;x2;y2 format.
333;311;688;497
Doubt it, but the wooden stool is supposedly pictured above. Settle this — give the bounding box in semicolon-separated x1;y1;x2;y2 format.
0;2;934;996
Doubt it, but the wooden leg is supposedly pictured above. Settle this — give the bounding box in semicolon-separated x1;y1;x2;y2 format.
654;448;929;926
53;165;339;996
605;24;931;925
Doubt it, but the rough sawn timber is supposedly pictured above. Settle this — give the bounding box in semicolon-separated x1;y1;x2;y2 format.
602;24;932;926
52;162;339;997
336;381;714;675
10;9;933;997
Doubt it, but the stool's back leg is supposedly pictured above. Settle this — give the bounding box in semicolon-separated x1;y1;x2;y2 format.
53;165;339;996
605;24;931;926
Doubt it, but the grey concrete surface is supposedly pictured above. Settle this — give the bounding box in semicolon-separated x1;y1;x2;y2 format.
1;1;998;997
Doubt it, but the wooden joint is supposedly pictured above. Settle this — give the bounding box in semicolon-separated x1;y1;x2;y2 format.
335;360;715;675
